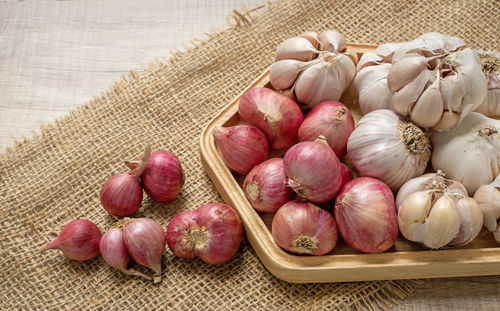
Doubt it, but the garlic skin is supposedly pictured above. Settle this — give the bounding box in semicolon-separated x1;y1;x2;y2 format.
474;175;500;243
397;173;483;248
475;51;500;117
387;33;487;130
347;109;431;190
431;112;500;195
270;30;356;108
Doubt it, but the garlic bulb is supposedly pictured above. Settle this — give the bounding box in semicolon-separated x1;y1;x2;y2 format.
387;32;486;130
347;109;431;190
473;175;500;243
431;112;500;195
475;51;500;117
270;30;356;108
397;171;483;248
354;43;402;114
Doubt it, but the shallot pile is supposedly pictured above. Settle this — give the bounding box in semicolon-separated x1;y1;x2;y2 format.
214;30;498;257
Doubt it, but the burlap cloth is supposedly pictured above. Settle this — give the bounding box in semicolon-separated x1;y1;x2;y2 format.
1;0;499;310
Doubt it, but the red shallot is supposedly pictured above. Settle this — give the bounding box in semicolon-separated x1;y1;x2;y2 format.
272;200;338;255
123;218;166;283
284;138;342;203
238;87;304;149
39;219;101;261
213;125;269;175
243;158;294;212
335;177;398;253
166;203;243;265
298;101;354;157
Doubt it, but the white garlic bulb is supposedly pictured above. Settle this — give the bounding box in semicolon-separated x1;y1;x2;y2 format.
475;51;500;117
387;32;487;130
354;43;402;114
473;175;500;243
431;112;500;195
397;172;483;248
270;30;356;108
347;109;431;190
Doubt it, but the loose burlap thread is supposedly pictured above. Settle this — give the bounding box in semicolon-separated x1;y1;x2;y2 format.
1;0;499;310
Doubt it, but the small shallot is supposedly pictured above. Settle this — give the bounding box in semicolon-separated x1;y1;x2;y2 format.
166;203;243;265
298;101;354;157
123;218;166;283
272;200;338;255
100;228;151;280
213;125;269;175
243;158;294;212
238;87;304;149
39;219;101;261
335;177;398;253
284;138;342;203
126;149;184;202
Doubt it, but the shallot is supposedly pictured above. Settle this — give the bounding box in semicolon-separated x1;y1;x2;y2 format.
166;203;243;265
334;177;398;253
297;101;354;157
284;138;342;203
123;218;166;283
272;200;338;255
243;158;294;212
213;125;269;175
238;87;303;149
39;219;101;261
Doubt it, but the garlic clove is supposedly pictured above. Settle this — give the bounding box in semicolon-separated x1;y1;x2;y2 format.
494;226;500;243
410;72;444;128
440;74;467;113
449;197;483;246
318;30;346;52
336;54;356;90
391;69;433;116
398;191;433;242
294;62;343;107
299;31;320;50
344;46;359;65
374;42;403;62
275;37;318;62
432;110;461;131
354;64;394;114
473;179;500;232
269;59;306;90
422;195;460;249
387;55;428;93
356;52;383;71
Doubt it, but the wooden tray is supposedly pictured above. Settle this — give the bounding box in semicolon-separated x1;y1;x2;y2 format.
199;44;500;283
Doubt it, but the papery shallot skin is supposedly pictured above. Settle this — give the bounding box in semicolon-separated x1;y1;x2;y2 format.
238;87;304;149
39;219;101;261
284;139;342;203
166;203;243;265
243;158;294;212
141;150;184;202
100;228;130;270
123;218;166;275
213;125;269;175
298;101;354;158
100;172;143;217
272;201;338;255
334;177;398;253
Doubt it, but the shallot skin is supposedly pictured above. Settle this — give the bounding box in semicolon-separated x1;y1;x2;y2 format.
243;158;294;212
100;228;130;270
166;203;243;265
100;172;143;217
213;125;269;175
334;177;398;253
141;150;184;202
298;101;355;157
272;201;338;255
284;139;342;203
238;87;304;149
123;218;166;277
39;219;101;261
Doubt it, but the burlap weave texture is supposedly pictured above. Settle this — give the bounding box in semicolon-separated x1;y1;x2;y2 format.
1;0;499;310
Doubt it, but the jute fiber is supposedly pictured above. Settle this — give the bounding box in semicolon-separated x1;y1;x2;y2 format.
1;0;499;310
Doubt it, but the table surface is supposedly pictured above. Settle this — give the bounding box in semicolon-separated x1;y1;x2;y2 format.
1;0;499;310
